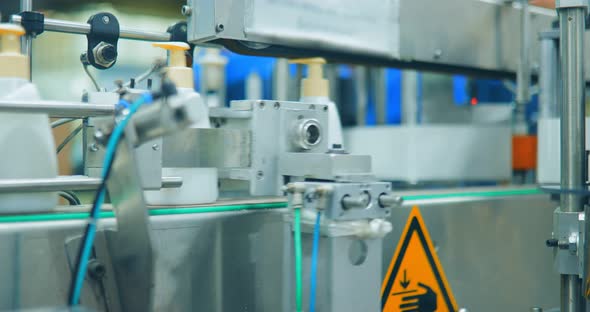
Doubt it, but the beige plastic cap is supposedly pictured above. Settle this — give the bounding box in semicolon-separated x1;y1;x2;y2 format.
0;24;28;79
290;57;329;98
153;42;193;89
0;24;25;54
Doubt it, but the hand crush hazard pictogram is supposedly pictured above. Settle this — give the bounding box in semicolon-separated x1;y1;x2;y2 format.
381;206;458;312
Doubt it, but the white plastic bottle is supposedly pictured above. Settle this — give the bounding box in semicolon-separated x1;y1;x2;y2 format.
0;24;58;212
290;58;344;149
144;42;218;205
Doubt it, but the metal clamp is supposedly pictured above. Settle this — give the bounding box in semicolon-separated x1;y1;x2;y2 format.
18;11;44;37
86;13;120;70
549;208;586;276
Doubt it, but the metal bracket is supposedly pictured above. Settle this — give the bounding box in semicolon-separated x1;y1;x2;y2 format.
86;12;120;70
551;208;585;276
18;11;45;37
287;181;394;221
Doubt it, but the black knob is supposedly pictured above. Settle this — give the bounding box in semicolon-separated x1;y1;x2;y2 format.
546;238;558;247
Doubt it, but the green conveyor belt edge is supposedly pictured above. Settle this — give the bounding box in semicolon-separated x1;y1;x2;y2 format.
0;188;544;223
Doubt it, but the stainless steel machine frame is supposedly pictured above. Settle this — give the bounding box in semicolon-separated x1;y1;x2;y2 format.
552;1;588;311
185;0;574;78
0;187;559;311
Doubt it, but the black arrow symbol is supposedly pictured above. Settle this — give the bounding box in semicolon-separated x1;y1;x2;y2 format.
400;270;410;289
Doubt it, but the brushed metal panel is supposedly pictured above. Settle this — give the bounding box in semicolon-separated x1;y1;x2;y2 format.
387;193;559;311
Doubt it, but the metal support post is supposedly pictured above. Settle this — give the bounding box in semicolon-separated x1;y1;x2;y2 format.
556;2;587;311
539;30;560;118
514;0;531;135
20;0;33;79
354;66;367;126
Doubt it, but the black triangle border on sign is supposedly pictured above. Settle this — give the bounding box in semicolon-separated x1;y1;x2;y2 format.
381;216;456;311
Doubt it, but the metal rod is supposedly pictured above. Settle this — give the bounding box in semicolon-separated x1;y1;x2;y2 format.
354;66;367;126
562;275;583;311
513;0;532;135
517;0;531;105
372;67;387;125
10;15;171;42
0;100;114;117
19;0;33;80
558;6;586;312
0;176;182;193
539;31;560;118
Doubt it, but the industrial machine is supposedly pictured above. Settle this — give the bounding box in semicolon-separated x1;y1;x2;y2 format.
0;0;588;311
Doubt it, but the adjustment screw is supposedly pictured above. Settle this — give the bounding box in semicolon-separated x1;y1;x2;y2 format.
87;259;106;280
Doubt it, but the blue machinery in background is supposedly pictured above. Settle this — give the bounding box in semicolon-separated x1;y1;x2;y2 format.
193;50;538;131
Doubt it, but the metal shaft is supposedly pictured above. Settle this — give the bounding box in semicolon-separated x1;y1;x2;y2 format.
513;0;532;135
0;176;182;193
11;15;171;42
539;31;560;118
558;6;586;312
517;0;531;106
20;0;33;80
0;100;114;117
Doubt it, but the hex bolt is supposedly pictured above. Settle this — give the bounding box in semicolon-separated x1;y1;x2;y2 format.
87;259;106;280
102;16;110;24
433;48;443;60
152;143;160;151
256;170;264;180
274;102;281;109
89;143;99;152
558;241;569;249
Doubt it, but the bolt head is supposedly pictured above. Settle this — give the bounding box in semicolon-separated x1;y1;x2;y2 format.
102;16;110;24
89;143;99;152
433;48;443;60
87;259;106;280
152;143;160;151
182;5;193;16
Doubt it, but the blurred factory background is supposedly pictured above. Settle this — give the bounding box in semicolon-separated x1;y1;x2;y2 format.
0;1;537;185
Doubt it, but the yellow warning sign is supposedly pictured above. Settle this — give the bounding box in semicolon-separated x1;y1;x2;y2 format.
381;206;458;312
